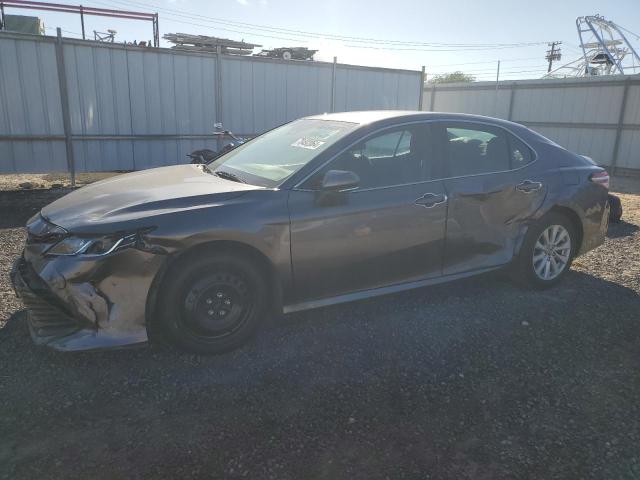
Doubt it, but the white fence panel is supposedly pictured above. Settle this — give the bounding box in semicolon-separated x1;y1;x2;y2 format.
423;75;640;172
511;84;623;124
0;37;63;135
0;36;67;172
334;66;419;112
431;88;511;119
0;31;422;175
221;56;334;134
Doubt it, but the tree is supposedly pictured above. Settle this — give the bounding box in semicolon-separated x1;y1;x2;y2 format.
428;71;476;84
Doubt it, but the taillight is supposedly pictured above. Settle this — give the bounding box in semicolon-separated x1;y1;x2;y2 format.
590;171;609;189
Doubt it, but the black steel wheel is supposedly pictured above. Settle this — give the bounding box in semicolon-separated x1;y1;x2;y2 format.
157;252;268;354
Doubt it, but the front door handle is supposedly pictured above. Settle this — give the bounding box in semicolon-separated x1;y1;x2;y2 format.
414;192;447;208
516;180;543;193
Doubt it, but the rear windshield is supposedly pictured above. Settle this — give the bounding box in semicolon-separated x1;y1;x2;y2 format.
210;119;358;187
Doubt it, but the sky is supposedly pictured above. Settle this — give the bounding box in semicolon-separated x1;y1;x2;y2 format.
5;0;640;80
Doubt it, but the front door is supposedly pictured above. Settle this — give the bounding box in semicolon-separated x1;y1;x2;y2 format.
431;122;547;275
288;123;448;302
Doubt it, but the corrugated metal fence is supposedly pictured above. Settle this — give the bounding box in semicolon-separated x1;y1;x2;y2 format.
0;30;423;175
422;75;640;173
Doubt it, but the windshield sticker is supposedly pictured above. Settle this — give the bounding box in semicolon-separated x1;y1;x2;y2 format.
291;129;340;150
291;137;326;150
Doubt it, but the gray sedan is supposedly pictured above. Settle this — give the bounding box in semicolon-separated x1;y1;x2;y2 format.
11;111;610;354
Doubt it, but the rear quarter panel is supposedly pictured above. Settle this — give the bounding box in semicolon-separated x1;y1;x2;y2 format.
529;142;609;255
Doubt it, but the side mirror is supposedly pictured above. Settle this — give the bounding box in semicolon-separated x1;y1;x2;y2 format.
320;170;360;192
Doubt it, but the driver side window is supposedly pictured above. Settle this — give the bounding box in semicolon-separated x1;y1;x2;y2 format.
309;125;431;190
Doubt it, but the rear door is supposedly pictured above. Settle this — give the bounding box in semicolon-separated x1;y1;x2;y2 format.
288;123;448;302
432;121;546;275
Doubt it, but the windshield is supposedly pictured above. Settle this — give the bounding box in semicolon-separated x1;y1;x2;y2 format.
209;119;359;187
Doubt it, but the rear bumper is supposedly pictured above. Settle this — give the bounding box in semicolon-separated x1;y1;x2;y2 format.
577;195;609;256
10;254;154;351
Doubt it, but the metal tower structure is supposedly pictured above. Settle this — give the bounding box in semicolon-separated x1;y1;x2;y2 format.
546;15;640;78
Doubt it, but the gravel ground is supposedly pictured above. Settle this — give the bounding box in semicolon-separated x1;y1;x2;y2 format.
0;172;120;190
1;186;639;479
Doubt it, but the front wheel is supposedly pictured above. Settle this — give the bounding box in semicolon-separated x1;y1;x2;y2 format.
157;252;268;354
512;212;576;289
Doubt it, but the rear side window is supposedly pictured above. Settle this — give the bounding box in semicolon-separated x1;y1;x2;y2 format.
444;125;510;177
508;135;534;169
438;123;534;177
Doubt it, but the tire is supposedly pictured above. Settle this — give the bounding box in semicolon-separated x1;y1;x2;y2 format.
511;212;576;289
281;50;293;60
157;252;269;354
608;194;623;223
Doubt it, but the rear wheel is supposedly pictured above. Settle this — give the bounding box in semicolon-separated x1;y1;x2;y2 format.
157;252;268;354
512;212;576;289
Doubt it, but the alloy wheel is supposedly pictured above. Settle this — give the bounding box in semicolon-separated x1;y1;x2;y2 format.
532;224;572;281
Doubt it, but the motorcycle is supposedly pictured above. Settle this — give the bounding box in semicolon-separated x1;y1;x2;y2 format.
187;124;248;164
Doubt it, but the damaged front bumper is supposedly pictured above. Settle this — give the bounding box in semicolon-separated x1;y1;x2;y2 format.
10;246;165;351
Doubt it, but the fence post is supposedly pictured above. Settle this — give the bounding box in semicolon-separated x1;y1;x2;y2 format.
507;83;516;121
80;5;85;39
611;78;630;174
418;66;425;110
215;45;223;152
330;56;337;113
429;85;436;111
494;60;500;116
55;28;76;186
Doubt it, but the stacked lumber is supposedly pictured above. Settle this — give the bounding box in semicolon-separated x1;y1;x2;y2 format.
163;33;261;55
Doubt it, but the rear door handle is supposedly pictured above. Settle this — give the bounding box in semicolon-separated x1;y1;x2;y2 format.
516;180;543;193
414;192;447;208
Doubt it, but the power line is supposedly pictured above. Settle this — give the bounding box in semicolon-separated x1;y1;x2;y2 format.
151;14;546;52
45;26;81;36
425;56;543;67
431;67;549;75
342;43;546;52
115;0;548;46
492;71;547;77
84;0;549;50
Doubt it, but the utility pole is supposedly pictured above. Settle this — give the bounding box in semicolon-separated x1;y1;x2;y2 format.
494;60;501;116
546;41;562;73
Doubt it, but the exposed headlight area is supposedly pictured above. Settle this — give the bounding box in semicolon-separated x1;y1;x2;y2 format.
26;214;68;245
15;215;163;352
46;233;139;257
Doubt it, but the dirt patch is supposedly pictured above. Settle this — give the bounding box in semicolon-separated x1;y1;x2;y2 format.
0;172;122;191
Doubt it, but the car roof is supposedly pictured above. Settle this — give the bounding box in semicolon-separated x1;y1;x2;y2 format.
305;110;528;132
305;110;424;124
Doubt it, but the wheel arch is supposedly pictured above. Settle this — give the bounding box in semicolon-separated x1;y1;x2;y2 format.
546;205;584;254
514;204;585;260
145;240;283;336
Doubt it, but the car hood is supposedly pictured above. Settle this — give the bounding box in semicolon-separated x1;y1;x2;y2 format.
42;164;263;231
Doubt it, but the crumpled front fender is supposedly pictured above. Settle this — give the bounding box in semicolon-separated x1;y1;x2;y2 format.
18;246;166;351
